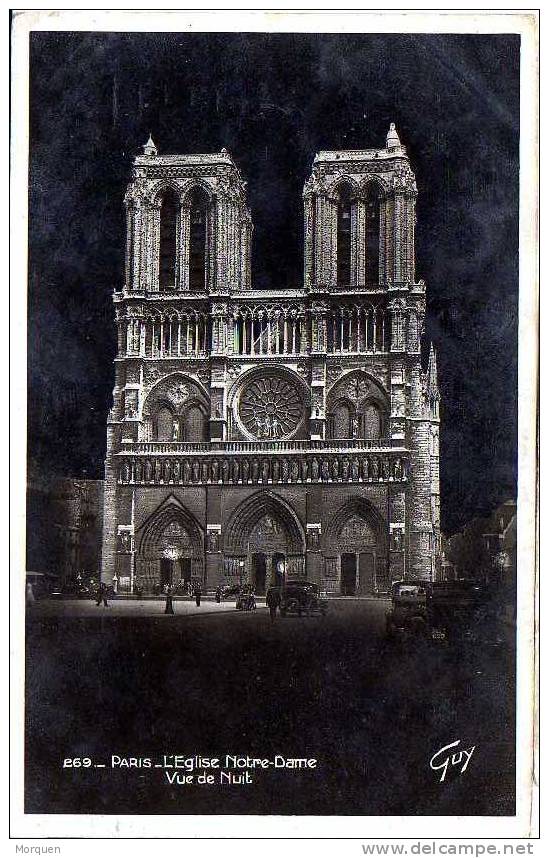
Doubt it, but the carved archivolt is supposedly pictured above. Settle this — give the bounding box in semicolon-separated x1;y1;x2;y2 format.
327;369;389;404
142;372;209;418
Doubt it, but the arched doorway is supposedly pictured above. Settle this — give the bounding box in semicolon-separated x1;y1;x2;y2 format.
324;500;388;596
135;497;204;594
224;492;305;591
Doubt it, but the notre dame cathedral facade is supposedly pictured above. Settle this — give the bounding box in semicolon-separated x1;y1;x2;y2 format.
101;124;441;596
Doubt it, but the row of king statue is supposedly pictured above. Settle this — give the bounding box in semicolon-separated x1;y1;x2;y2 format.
101;124;441;597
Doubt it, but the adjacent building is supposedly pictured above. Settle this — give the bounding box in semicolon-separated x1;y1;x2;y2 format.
101;125;441;595
27;473;104;588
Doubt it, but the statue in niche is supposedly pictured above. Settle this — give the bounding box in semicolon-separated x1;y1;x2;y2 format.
321;459;330;481
301;459;309;482
290;460;299;482
172;420;180;441
209;530;219;552
192;460;200;482
351;458;359;480
121;462;130;482
311;458;319;480
144;460;152;482
308;529;319;550
262;459;270;482
352;416;360;438
332;459;340;480
232;459;240;482
164;461;172;483
210;459;219;482
392;528;403;551
201;461;209;483
281;459;290;482
394;458;402;481
242;459;250;482
154;459;162;483
342;458;350;480
173;460;180;482
222;459;230;483
272;459;280;482
370;457;379;480
183;459;191;483
251;459;259;483
382;458;390;480
135;461;143;482
117;531;131;553
361;457;369;480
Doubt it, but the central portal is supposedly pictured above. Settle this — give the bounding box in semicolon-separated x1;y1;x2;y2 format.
225;492;307;591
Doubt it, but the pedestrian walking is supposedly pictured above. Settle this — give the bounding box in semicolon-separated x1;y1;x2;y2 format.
266;587;281;621
95;582;109;607
164;584;175;615
215;586;222;604
195;583;201;607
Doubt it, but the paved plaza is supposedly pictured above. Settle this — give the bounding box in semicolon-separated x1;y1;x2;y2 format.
28;596;258;619
25;598;515;817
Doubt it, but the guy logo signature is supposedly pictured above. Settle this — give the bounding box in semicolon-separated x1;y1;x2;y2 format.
429;739;476;783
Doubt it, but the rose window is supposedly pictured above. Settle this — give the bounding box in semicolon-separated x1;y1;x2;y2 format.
238;374;304;439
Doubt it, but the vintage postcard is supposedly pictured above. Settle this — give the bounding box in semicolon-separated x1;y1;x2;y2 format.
9;9;539;845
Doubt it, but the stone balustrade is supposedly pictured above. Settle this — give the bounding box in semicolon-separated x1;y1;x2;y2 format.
120;438;393;455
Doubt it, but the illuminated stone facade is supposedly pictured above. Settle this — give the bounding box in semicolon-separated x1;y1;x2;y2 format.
101;126;441;595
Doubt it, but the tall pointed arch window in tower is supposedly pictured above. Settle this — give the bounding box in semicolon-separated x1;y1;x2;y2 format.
336;185;352;287
189;188;209;292
159;189;179;291
364;184;381;286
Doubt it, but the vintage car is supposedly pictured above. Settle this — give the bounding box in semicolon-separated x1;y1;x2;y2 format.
235;586;257;611
221;584;244;600
271;581;328;617
385;579;496;644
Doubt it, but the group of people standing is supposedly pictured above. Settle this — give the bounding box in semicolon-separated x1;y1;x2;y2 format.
164;582;201;614
91;581;285;619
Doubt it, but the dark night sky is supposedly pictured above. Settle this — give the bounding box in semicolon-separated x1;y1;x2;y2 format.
27;32;520;534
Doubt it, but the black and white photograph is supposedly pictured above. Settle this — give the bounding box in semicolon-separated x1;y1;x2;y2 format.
10;9;538;842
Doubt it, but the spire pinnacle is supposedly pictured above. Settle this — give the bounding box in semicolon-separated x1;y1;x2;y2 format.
427;343;439;395
142;134;157;156
386;122;402;150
